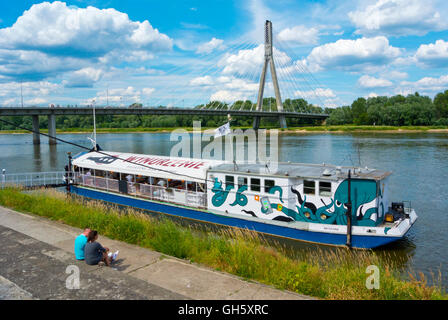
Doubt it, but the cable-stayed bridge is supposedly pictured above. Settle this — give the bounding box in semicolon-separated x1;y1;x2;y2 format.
1;20;333;144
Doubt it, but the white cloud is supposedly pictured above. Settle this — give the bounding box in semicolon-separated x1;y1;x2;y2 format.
219;45;264;75
0;2;172;82
0;2;172;55
401;75;448;92
0;81;60;106
63;67;104;88
26;97;47;105
303;36;401;72
190;75;215;86
142;88;155;96
196;37;225;54
190;75;259;102
415;40;448;68
277;25;319;45
89;86;156;105
210;90;249;103
294;88;336;98
0;81;59;97
218;45;292;76
2;98;17;106
358;75;393;88
348;0;448;36
384;70;408;80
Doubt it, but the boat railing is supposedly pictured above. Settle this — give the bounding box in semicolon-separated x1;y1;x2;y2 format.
1;171;66;189
74;173;207;209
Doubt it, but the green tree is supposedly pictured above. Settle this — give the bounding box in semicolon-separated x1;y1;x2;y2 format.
351;98;368;124
434;90;448;118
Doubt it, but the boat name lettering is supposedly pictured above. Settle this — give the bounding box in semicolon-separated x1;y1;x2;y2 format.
125;156;205;169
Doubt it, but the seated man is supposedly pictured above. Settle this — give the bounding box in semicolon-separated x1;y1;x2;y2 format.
74;227;91;261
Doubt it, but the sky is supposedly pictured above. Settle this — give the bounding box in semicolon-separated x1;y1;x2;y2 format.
0;0;447;108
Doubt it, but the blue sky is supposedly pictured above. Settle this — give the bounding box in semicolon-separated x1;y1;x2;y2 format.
0;0;447;108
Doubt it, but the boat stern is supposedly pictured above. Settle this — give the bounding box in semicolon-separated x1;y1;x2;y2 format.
382;206;418;238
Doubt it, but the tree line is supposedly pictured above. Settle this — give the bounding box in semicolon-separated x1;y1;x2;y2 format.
325;90;448;126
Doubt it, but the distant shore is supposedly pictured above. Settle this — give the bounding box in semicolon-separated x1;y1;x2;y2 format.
1;125;448;135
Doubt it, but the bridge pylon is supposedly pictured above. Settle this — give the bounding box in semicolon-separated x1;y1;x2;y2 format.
253;20;287;130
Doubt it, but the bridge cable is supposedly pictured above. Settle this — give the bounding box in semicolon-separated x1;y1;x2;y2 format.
151;39;259;109
273;40;327;109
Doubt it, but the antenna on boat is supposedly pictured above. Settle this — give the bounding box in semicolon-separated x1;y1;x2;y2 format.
87;99;98;151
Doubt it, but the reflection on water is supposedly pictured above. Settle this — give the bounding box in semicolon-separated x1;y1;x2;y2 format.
32;144;41;173
49;144;58;169
0;131;447;287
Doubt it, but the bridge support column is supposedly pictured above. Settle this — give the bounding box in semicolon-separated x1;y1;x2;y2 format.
279;115;287;128
48;113;56;145
32;115;40;145
253;116;261;130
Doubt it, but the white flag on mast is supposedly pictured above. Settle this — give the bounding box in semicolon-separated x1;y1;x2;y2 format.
214;122;231;138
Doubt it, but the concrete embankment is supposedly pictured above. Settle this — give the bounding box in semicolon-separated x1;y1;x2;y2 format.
0;206;310;300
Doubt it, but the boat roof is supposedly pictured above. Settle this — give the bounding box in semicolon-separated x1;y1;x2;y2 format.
72;151;224;183
208;162;392;181
72;151;391;182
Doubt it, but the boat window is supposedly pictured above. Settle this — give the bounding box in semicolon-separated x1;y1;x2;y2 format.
319;181;332;197
186;181;197;191
251;178;261;192
238;177;248;189
225;175;235;189
169;179;185;189
264;179;275;193
304;180;315;195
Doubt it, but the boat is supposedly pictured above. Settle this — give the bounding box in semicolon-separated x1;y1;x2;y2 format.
67;150;417;249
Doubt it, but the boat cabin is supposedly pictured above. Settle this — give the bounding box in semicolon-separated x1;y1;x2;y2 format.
206;162;391;227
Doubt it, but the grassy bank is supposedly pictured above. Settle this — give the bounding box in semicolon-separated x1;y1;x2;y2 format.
0;187;446;300
2;125;448;135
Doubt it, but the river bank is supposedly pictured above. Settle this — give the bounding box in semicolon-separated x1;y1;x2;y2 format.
0;202;304;300
0;187;445;300
1;125;448;135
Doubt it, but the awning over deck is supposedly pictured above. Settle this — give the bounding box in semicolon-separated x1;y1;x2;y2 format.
72;151;224;183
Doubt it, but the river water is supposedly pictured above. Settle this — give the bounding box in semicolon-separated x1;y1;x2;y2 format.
0;131;447;286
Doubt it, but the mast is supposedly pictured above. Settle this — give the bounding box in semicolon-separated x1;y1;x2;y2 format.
92;99;97;151
253;20;287;129
346;170;353;248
